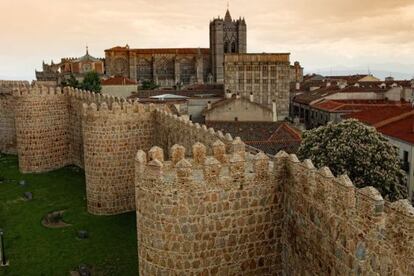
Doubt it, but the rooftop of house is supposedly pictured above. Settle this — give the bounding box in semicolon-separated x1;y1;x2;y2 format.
202;96;272;116
131;84;224;99
343;104;413;126
357;80;413;88
324;74;371;82
293;86;341;105
150;94;189;100
312;100;406;113
293;82;400;106
377;114;414;145
205;121;301;155
344;104;414;144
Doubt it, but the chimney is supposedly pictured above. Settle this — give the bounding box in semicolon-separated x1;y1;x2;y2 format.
249;92;254;102
295;82;300;90
272;100;278;122
207;101;212;110
236;93;241;99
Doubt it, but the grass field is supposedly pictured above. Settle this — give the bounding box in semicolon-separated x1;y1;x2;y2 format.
0;154;138;276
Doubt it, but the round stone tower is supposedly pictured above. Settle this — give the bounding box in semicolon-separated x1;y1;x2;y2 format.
82;100;154;215
13;86;71;173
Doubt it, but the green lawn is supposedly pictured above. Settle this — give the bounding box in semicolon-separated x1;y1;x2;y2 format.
0;155;138;276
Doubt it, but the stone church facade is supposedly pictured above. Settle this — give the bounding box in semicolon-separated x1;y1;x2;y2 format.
104;47;212;87
104;9;248;87
36;48;105;85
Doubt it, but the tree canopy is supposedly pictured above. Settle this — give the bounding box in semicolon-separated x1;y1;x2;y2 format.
80;71;101;93
297;119;407;201
141;80;159;90
64;71;101;93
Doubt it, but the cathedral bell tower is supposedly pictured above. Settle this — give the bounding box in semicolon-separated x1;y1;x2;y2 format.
209;9;247;83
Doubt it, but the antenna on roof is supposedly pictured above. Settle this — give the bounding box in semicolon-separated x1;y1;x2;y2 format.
368;65;371;75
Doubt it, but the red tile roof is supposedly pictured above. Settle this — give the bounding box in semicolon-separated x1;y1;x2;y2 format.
202;97;272;115
339;86;385;93
344;105;413;126
358;80;413;88
101;76;137;85
206;121;301;155
344;104;414;144
378;115;414;144
293;86;340;105
313;100;405;113
325;74;370;83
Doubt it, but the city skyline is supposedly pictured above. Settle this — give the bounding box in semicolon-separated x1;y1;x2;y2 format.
1;0;414;80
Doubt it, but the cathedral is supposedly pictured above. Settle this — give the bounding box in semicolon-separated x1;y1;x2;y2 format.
104;9;248;86
36;9;303;118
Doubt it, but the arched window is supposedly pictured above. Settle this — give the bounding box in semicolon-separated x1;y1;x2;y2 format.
224;42;229;53
231;42;236;53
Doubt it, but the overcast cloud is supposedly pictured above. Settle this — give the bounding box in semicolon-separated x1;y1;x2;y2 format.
1;0;413;80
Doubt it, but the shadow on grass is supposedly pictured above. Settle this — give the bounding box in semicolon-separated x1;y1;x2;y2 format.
0;155;138;275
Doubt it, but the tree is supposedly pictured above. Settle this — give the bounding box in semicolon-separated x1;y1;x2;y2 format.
297;119;407;201
141;80;159;90
80;71;101;93
65;74;80;88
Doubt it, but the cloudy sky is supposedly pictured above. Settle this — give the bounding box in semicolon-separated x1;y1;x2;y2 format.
1;0;414;80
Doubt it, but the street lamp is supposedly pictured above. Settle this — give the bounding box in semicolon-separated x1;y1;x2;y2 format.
0;229;8;266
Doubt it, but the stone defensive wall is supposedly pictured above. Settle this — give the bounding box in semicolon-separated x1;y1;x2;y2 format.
4;84;235;215
281;154;414;275
135;145;414;275
0;81;29;154
153;109;234;157
135;141;283;275
4;81;414;275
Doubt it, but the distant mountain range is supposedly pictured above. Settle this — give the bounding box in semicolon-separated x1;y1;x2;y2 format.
306;64;414;81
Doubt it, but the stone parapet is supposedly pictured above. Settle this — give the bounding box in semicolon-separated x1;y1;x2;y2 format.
153;109;234;157
135;142;284;275
280;153;414;275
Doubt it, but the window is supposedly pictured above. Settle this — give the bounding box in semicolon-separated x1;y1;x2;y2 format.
224;42;229;53
402;151;410;172
234;117;238;121
231;42;236;53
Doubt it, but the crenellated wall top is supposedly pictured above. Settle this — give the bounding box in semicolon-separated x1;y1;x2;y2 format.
135;139;271;191
278;151;414;243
